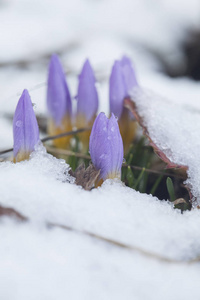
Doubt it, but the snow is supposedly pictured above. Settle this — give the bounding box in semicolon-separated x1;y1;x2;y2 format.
1;0;200;298
0;148;200;299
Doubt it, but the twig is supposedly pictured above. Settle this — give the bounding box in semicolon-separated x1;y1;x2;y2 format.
46;146;185;179
0;127;91;156
123;164;186;180
46;146;90;160
41;127;91;143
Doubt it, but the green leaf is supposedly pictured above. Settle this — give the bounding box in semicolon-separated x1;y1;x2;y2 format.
134;167;145;190
166;177;176;202
150;174;163;195
127;166;135;187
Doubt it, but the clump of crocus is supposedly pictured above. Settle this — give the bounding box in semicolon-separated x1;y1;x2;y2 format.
13;89;40;162
89;112;123;186
76;59;99;152
47;54;72;148
109;56;138;153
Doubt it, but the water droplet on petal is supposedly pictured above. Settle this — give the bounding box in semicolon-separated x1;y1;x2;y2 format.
32;103;37;110
16;120;22;127
123;158;126;163
111;126;115;132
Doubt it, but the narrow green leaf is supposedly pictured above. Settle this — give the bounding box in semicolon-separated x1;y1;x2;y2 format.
127;166;135;187
150;174;163;195
134;167;145;190
166;177;176;202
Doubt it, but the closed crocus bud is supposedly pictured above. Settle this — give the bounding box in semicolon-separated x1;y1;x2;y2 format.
109;57;138;153
13;89;40;162
76;59;99;152
109;60;127;120
119;56;138;92
47;54;72;148
89;112;123;186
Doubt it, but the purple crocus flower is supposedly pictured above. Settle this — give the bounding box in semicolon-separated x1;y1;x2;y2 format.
109;56;138;153
89;112;123;182
119;56;138;92
13;89;40;162
77;59;99;123
109;56;138;119
109;60;127;119
47;54;72;126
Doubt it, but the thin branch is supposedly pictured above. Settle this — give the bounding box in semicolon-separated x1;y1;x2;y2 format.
0;127;91;156
46;146;185;179
0;147;13;155
41;127;91;143
46;146;90;160
123;164;186;180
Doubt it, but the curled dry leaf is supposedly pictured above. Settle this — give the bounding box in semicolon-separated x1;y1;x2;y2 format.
173;198;187;206
124;97;188;170
124;97;193;203
69;163;100;190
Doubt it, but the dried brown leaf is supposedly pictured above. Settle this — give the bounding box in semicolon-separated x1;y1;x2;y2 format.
173;198;187;206
124;97;187;170
69;163;100;190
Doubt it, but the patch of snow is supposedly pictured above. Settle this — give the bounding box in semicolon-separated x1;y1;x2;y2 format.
0;148;200;298
0;147;200;261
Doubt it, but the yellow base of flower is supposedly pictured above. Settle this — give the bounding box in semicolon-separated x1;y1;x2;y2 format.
107;172;121;180
48;116;72;149
76;114;95;153
13;151;31;163
95;172;121;187
119;108;137;154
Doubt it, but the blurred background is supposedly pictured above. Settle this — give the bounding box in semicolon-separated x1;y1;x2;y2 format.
1;0;200;148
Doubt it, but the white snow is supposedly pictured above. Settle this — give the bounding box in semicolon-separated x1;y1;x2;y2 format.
0;148;200;299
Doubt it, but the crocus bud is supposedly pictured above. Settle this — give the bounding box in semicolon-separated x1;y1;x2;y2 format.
109;60;127;120
13;89;40;162
119;56;138;92
89;112;123;185
109;56;138;153
76;59;99;151
47;54;72;148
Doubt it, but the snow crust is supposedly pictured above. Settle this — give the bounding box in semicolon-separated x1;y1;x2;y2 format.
0;148;200;299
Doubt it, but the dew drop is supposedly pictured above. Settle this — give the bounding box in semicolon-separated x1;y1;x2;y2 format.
123;158;126;163
111;126;115;132
16;120;22;127
32;103;37;110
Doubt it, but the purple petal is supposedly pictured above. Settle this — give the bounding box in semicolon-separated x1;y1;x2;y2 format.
13;89;40;158
89;112;123;180
47;54;72;126
120;55;138;92
77;59;99;123
109;61;127;119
